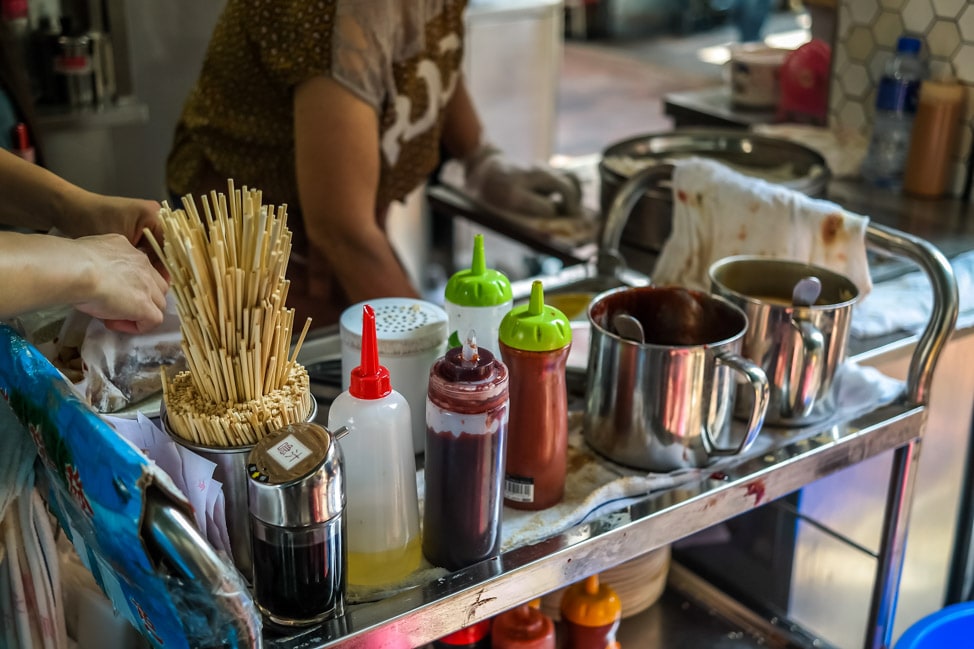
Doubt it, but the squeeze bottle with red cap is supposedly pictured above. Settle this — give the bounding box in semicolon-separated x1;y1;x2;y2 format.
434;619;493;649
11;123;35;163
444;233;513;352
491;600;555;649
328;304;421;588
423;332;509;571
499;280;572;510
560;574;622;649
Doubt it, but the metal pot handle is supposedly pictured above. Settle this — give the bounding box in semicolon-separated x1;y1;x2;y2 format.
707;351;770;456
783;316;825;419
597;164;675;286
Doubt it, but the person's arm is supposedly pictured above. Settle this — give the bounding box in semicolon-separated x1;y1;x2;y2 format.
292;75;419;302
439;78;485;163
0;149;164;249
440;78;583;217
0;231;168;333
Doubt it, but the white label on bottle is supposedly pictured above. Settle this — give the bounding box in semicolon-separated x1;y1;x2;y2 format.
505;475;535;503
269;434;313;470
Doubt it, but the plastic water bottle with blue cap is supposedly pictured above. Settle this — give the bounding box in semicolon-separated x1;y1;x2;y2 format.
861;35;927;189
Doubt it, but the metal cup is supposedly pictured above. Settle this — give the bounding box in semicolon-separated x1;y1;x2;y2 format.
708;256;860;426
161;399;318;582
582;286;769;472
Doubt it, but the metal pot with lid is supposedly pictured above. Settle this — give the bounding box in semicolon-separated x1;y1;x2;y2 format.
598;129;831;274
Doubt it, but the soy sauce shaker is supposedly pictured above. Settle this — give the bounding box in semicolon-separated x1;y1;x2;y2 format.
247;422;348;627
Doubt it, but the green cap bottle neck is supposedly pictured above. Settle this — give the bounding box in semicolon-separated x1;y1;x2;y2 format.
498;280;572;352
444;234;513;307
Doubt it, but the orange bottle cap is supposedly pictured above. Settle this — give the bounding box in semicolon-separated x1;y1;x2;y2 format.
559;574;622;627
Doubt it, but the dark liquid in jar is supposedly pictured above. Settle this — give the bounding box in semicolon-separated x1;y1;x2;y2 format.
251;517;346;625
423;426;505;571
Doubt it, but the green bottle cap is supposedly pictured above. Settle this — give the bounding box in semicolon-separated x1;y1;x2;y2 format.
444;234;513;308
498;281;572;352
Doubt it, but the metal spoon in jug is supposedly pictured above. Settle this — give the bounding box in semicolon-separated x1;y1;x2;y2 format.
792;276;822;307
612;313;645;343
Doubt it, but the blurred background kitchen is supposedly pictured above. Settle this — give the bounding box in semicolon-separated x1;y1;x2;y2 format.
4;1;974;648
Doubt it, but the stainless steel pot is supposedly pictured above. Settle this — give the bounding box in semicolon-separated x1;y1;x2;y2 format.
598;129;831;267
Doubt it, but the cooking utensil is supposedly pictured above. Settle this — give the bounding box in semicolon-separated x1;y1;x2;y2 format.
792;276;823;307
612;313;645;343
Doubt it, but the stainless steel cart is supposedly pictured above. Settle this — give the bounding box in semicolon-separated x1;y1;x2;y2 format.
11;167;959;649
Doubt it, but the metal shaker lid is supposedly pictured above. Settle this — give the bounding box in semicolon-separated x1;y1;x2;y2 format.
339;297;448;356
246;422;346;527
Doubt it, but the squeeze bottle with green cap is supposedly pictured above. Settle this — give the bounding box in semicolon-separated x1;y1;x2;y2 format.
499;280;572;510
328;304;421;588
445;233;513;352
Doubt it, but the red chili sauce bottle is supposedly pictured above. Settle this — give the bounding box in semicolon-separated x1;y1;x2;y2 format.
434;619;492;649
498;281;572;510
423;333;509;571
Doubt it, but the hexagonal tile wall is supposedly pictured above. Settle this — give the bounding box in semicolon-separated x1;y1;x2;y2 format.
831;0;974;197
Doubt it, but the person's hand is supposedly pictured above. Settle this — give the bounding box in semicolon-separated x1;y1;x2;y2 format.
463;144;582;218
71;234;169;334
59;192;169;280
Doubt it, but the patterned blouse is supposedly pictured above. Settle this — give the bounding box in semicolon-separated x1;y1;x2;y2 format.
167;0;467;212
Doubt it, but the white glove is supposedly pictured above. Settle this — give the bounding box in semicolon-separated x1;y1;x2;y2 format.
463;144;583;218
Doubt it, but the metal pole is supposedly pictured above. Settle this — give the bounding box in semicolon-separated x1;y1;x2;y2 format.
865;440;921;649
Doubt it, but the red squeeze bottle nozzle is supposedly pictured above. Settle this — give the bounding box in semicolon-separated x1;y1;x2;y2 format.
349;304;392;400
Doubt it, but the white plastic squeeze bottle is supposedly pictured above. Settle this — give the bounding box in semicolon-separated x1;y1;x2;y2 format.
328;304;421;588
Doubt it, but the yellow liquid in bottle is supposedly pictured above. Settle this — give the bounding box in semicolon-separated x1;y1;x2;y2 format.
347;535;423;587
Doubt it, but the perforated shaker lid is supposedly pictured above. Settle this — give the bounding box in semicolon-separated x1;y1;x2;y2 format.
339;298;448;356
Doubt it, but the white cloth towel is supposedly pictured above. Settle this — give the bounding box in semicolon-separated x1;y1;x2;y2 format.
652;158;873;297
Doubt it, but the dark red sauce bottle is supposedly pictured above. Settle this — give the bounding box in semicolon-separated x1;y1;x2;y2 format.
423;334;509;571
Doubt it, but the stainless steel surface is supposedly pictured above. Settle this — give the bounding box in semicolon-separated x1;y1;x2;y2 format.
247;423;346;527
582;286;769;472
165;418;255;582
791;330;974;646
863;223;959;406
144;493;262;649
709;257;857;426
867;441;921;649
261;403;925;648
598;129;831;259
136;194;957;647
162;401;319;582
